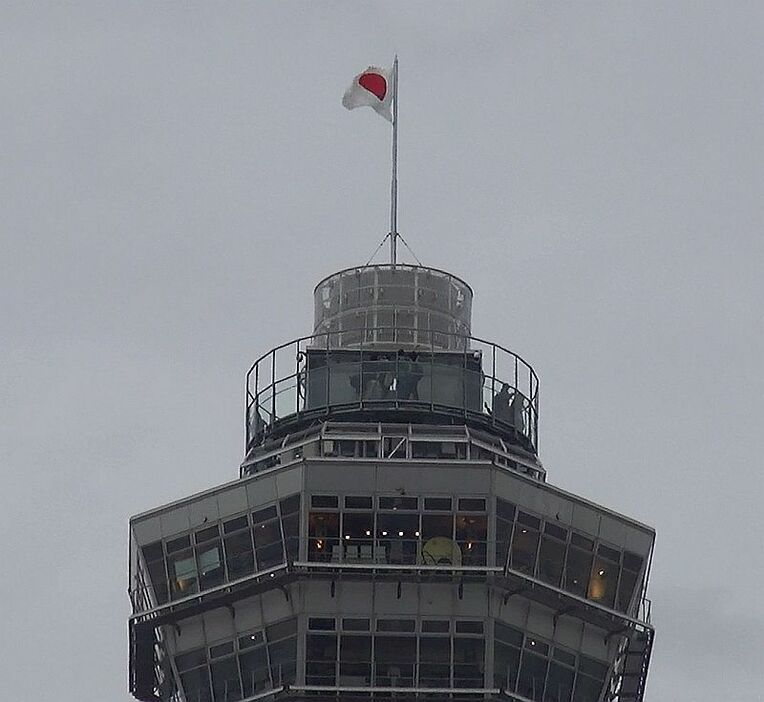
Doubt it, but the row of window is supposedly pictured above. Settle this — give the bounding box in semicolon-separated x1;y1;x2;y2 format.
494;622;608;702
497;499;644;613
244;431;542;480
139;495;300;606
308;496;489;567
175;618;297;702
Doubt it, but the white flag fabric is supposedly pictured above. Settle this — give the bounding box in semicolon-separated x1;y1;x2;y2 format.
342;65;394;122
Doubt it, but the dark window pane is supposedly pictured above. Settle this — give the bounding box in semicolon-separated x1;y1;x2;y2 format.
617;567;640;612
457;514;487;566
578;656;608;679
495;622;524;647
525;638;550;656
253;520;281;548
553;648;576;667
424;497;453;511
496;516;513;570
168;549;198;598
494;640;521;691
181;667;212;702
375;636;416;687
239;646;270;695
311;495;338;509
224;531;254;580
238;632;264;649
142;541;163;561
511;524;539;575
211;657;242;701
497;499;516;522
545;660;575;702
309;617;336;631
517;651;548;701
344;496;373;509
223;516;249;535
279;494;300;516
419;637;451;688
588;556;617;608
458;497;486;511
340;634;371;679
564;547;592;597
177;648;207;671
377;619;416;632
623;551;643;572
538;536;566;587
573;674;603;702
342;618;370;631
456;620;484;634
379;496;418;510
308;512;339;562
544;523;567;541
517;512;541;529
306;633;337;685
252;506;278;524
280;513;299;561
266;618;297;642
167;535;191;553
422;620;450;633
598;544;621;562
195;526;220;544
454;637;485;688
268;637;297;685
570;533;593;550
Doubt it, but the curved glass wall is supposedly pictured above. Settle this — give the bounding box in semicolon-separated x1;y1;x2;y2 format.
313;265;473;351
245;328;540;454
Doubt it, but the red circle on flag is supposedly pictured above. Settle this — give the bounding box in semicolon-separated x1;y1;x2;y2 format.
358;72;387;101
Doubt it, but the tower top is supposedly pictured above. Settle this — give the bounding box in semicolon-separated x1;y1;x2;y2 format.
313;263;473;350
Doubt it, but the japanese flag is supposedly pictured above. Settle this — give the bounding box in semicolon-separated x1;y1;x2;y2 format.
342;65;395;122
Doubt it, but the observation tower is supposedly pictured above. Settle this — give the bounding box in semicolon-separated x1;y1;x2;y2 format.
128;251;655;702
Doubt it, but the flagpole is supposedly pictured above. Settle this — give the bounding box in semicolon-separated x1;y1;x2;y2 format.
390;55;399;265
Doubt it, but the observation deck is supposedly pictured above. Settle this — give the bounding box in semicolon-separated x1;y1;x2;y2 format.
246;265;539;458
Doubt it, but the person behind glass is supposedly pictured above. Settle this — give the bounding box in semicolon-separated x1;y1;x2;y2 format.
492;383;513;423
396;350;423;400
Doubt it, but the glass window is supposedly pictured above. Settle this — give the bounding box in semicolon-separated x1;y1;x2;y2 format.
197;541;225;590
377;513;419;565
454;637;484;688
345;496;373;509
308;617;335;631
266;618;297;642
379;496;418;510
279;494;300;516
306;633;336;685
458;497;486;511
545;660;575;702
494;640;521;691
268;636;297;685
223;516;249;535
308;512;339;562
195;525;220;544
142;541;163;562
517;650;548;701
617;563;641;612
181;667;212;702
564;545;593;598
342;618;370;631
167;534;191;553
510;516;539;575
169;549;198;598
424;497;453;511
377;619;416;632
177;648;207;672
340;634;371;681
588;548;619;608
538;534;566;587
238;632;264;649
311;495;338;509
455;621;483;634
211;656;242;701
456;514;487;566
495;499;515;570
422;620;450;633
224;530;255;580
280;512;299;562
252;506;278;524
253;518;284;569
375;635;416;687
239;645;270;696
419;637;451;688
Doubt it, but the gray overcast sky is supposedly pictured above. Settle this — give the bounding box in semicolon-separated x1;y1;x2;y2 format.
1;2;762;700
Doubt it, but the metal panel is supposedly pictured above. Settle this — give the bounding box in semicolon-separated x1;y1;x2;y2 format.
160;507;190;538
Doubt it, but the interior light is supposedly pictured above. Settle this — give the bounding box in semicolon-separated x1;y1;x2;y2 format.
345;535;351;540
365;530;371;536
398;531;404;537
521;529;528;534
415;531;420;537
530;640;536;646
382;531;388;536
598;569;605;576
